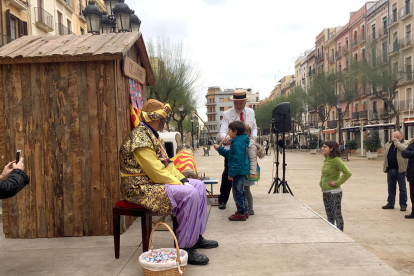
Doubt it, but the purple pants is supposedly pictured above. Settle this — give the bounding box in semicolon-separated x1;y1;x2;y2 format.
165;179;207;248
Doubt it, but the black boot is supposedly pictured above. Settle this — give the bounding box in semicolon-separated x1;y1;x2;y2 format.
194;235;219;249
183;248;209;265
405;213;414;219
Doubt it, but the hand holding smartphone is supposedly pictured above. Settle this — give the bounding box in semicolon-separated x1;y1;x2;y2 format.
16;150;21;164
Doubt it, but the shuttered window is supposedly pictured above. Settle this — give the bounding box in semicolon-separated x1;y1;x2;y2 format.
5;9;28;40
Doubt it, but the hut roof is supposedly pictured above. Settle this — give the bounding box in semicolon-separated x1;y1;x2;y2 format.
0;32;155;85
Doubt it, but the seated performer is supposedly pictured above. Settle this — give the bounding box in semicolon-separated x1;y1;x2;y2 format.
119;99;218;265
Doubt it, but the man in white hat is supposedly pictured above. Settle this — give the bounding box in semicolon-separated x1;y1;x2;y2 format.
218;89;257;210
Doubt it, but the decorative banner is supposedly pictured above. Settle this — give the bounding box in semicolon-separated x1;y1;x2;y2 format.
124;56;146;84
129;79;144;128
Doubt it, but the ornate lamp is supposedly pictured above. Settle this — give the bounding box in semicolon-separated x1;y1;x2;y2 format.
113;0;133;32
83;1;102;34
130;12;141;32
100;12;112;34
104;0;117;17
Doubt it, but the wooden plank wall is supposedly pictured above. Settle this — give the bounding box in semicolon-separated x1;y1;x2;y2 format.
1;56;140;238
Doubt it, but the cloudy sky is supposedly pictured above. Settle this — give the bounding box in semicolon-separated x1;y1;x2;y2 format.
130;0;369;120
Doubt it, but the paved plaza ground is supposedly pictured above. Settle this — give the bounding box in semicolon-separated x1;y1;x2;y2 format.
0;147;412;275
196;148;414;275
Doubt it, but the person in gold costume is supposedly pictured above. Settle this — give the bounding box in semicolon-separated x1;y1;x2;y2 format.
119;99;218;265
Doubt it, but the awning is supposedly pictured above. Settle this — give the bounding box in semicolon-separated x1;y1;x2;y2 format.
364;123;395;130
341;126;360;132
323;129;337;134
404;120;414;126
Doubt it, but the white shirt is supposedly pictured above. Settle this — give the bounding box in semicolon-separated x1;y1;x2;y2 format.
219;107;257;149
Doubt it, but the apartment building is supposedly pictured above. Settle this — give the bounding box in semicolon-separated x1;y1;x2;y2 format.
389;0;414;140
30;0;105;36
1;0;29;47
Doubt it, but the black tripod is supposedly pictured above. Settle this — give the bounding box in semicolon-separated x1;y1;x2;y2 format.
268;132;293;195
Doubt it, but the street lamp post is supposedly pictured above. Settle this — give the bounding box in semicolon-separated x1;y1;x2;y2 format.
337;101;343;144
179;104;184;143
191;117;194;150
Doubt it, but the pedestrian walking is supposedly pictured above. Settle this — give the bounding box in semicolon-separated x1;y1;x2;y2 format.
263;139;268;156
402;135;414;219
320;141;352;231
382;131;409;211
217;89;257;210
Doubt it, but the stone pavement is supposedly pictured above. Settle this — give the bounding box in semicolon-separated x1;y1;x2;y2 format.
196;147;413;275
0;147;409;275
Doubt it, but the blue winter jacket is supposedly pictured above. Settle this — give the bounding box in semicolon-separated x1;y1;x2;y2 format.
218;133;250;178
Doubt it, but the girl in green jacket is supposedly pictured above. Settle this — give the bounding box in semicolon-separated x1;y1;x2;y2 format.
320;141;352;231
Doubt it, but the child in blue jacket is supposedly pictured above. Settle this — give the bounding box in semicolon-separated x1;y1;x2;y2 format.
214;121;250;221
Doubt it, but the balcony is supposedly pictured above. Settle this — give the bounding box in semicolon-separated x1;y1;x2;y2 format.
78;2;86;23
316;53;324;62
400;35;413;50
359;110;368;119
35;7;54;32
377;53;388;65
327;120;337;129
400;4;413;20
342;45;350;55
7;0;28;12
56;23;74;35
352;112;359;120
57;0;75;13
328;55;335;64
371;110;379;120
395;100;414;111
335;49;342;59
389;40;400;54
351;38;359;49
0;33;13;48
389;13;399;27
378;27;388;39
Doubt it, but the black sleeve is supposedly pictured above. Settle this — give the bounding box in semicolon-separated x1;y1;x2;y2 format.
402;144;414;159
0;169;30;199
180;178;189;184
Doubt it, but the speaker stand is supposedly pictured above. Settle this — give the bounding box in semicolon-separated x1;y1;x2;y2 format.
273;133;293;196
268;133;281;194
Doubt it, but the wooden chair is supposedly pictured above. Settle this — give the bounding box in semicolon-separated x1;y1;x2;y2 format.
113;200;177;259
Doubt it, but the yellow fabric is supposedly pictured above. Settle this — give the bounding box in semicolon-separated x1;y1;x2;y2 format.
133;147;182;185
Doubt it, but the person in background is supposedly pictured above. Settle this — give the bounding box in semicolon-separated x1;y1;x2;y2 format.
277;136;284;154
382;131;409;211
402;135;414;219
263;139;268;156
319;141;352;231
245;125;265;215
0;157;29;199
214;121;250;221
218;89;257;210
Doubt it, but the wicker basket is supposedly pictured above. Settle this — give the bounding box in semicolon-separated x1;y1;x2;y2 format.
139;222;187;276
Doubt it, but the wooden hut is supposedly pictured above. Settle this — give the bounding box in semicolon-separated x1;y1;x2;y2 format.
0;32;155;238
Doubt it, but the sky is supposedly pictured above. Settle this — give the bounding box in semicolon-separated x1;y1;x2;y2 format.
130;0;370;121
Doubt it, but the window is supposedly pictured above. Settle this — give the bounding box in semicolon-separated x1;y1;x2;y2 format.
10;17;17;40
362;25;365;39
393;4;397;21
220;116;223;120
383;17;387;30
256;97;259;102
80;27;84;35
406;57;412;80
373;101;377;112
372;24;376;39
406;24;412;46
5;10;28;40
371;48;377;66
339;62;342;72
219;98;224;102
67;19;72;33
354;53;358;62
363;101;367;111
220;107;224;111
407;88;412;110
362;48;366;60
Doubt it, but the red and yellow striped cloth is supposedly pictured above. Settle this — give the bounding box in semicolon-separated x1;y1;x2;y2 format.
170;150;198;176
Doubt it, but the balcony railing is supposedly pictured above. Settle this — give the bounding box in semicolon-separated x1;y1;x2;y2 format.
342;45;349;55
329;55;335;64
335;49;342;59
389;12;399;25
0;33;13;47
358;33;366;43
35;7;54;32
389;40;400;53
359;110;368;119
327;120;337;129
400;4;413;19
352;112;359;120
371;110;379;120
379;27;388;38
395;100;414;111
351;37;359;48
56;23;74;35
316;53;324;62
400;35;413;49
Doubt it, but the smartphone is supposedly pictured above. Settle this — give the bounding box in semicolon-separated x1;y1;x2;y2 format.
16;150;21;164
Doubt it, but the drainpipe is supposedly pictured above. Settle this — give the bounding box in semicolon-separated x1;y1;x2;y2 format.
0;0;4;41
